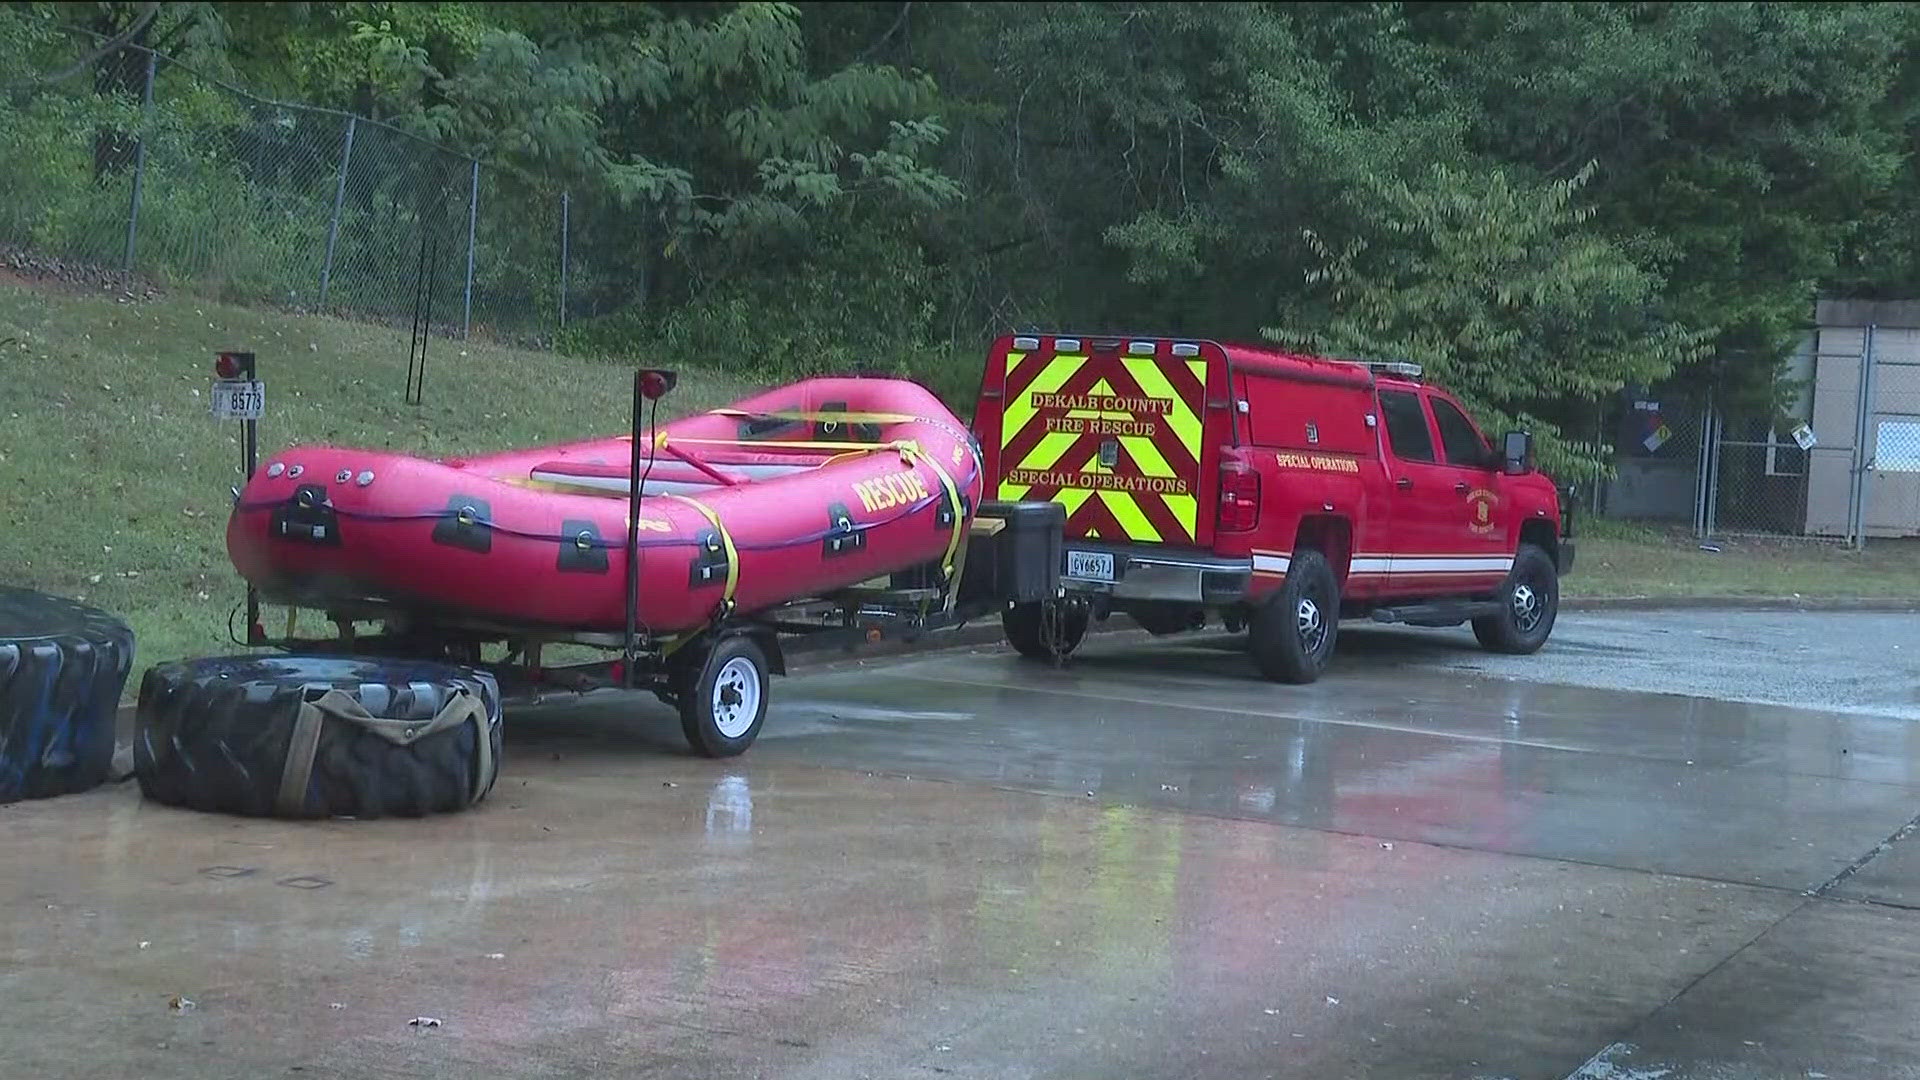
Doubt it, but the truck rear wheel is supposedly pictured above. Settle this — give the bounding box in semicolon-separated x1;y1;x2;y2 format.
1249;548;1339;684
1003;600;1088;662
1473;542;1559;654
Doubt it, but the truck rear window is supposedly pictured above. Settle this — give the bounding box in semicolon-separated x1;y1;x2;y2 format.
1379;389;1434;463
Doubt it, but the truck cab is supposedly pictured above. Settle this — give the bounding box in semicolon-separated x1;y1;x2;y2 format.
970;333;1573;683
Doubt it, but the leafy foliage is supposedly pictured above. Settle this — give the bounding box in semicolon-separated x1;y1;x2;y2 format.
1270;163;1709;477
4;0;1920;476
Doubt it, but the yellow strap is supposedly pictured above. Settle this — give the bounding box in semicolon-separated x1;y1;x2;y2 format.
657;436;923;455
658;631;699;659
664;494;739;607
711;408;922;425
921;451;966;581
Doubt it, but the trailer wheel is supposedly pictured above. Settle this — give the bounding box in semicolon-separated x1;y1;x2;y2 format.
678;636;769;758
133;655;501;819
1249;548;1339;684
0;588;136;804
1003;600;1088;663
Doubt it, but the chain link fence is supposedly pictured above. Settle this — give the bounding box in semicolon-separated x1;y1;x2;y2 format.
1858;324;1920;540
1593;318;1920;547
0;36;597;346
1591;386;1710;527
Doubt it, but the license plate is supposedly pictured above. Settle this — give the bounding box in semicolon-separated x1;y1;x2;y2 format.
210;379;265;420
1066;550;1115;582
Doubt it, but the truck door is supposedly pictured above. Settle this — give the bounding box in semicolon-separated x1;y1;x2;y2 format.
1374;386;1509;596
1424;391;1516;590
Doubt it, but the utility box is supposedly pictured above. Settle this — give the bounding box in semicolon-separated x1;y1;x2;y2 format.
961;501;1065;605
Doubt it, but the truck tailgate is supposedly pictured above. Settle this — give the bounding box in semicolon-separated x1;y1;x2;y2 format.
976;335;1228;548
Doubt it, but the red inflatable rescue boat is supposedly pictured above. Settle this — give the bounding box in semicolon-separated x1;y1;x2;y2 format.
226;377;985;635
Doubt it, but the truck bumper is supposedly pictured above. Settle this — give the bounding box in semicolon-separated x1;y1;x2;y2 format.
1557;538;1576;576
1058;541;1251;605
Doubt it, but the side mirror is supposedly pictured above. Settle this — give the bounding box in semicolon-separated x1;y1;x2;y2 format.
1499;430;1532;474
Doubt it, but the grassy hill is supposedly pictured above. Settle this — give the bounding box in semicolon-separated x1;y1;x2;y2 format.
0;277;749;677
3;278;1915;699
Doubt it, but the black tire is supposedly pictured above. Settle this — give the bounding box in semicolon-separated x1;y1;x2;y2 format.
678;636;770;758
134;655;501;819
1473;543;1560;654
1249;548;1340;684
1002;601;1089;661
1;588;136;804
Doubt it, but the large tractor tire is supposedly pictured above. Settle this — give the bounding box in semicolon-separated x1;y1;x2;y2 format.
0;587;136;804
134;655;502;819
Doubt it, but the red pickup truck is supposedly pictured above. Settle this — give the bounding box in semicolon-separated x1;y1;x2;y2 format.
970;333;1574;683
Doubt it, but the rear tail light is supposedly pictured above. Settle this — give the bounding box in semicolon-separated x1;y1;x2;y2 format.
1218;448;1261;532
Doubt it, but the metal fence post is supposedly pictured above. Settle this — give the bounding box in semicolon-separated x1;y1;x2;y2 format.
462;158;479;339
122;49;158;274
1846;326;1871;548
1854;324;1879;549
559;191;570;330
1692;399;1714;537
318;115;356;306
1705;403;1722;538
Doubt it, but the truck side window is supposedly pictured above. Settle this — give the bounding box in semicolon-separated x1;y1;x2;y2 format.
1430;396;1490;467
1378;389;1435;463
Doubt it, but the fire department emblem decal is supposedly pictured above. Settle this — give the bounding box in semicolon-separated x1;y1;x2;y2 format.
1466;488;1498;534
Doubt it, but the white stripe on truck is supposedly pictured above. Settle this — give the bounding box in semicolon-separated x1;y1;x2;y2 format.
1250;552;1512;577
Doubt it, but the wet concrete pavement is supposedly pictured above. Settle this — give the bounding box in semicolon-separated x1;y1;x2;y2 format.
1357;608;1920;720
4;611;1920;1079
772;632;1920;891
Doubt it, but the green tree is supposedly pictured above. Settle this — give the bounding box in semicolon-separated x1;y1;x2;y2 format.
1270;163;1707;477
1420;1;1917;405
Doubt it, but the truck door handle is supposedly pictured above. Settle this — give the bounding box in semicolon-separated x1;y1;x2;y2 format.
1396;477;1413;490
1454;481;1470;494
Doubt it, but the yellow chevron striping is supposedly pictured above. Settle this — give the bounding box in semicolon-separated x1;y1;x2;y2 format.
997;352;1204;544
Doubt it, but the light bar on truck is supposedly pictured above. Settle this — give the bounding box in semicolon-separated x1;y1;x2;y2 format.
1364;360;1423;379
1171;343;1200;357
1013;336;1039;350
1056;338;1081;352
1128;341;1155;355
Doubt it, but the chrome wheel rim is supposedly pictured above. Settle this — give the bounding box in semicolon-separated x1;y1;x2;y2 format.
1512;581;1543;634
711;656;761;739
1296;596;1329;655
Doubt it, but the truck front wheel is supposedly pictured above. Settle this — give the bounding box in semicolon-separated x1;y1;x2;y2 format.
1473;543;1559;654
1249;548;1339;684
